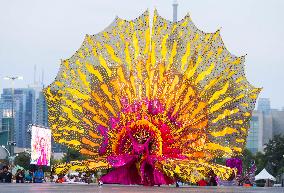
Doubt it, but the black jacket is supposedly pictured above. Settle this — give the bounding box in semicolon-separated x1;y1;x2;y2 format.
0;171;12;183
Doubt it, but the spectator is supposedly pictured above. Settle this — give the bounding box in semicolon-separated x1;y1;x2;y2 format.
34;168;44;183
208;170;217;186
208;175;217;186
15;169;25;183
50;173;54;183
56;175;65;183
64;174;69;182
0;166;12;183
74;176;80;182
53;174;58;182
25;170;33;183
0;168;3;182
197;179;208;186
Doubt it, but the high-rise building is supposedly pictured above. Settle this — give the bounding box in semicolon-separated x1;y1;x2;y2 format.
246;114;261;154
0;117;12;146
0;76;66;152
0;92;13;149
246;98;284;153
246;111;273;153
270;110;284;136
257;98;271;114
35;91;48;127
0;88;36;148
172;0;178;22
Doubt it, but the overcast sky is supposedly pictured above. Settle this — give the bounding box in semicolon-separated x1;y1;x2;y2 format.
0;0;283;109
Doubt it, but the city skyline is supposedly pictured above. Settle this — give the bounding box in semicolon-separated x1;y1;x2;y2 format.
1;84;282;154
1;0;284;109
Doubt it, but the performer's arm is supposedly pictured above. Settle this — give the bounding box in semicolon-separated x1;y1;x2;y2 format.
145;137;152;145
145;137;152;155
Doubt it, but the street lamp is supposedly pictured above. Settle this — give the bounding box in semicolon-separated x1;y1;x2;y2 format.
1;145;11;157
3;76;23;157
1;145;19;172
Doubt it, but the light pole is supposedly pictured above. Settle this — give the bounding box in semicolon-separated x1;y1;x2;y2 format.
1;145;18;164
3;76;23;158
1;145;19;173
1;145;11;157
0;145;16;172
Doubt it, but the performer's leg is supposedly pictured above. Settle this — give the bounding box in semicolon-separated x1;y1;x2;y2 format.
140;161;146;184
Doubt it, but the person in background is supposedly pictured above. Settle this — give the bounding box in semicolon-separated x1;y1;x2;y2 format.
208;175;217;186
1;166;12;183
22;170;26;181
207;170;217;186
244;178;253;187
74;176;80;182
34;168;44;183
25;170;33;183
15;169;25;183
64;174;69;182
56;174;65;183
50;172;54;183
0;168;3;182
197;178;208;186
53;174;58;182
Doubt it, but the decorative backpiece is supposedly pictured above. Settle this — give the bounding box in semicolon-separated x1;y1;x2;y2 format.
45;10;260;184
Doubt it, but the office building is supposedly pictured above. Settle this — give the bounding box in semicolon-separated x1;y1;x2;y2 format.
0;88;36;148
35;91;48;127
246;98;284;153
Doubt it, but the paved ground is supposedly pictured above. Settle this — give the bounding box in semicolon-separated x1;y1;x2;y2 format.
0;184;283;193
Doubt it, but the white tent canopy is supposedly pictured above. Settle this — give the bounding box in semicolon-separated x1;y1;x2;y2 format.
255;168;276;181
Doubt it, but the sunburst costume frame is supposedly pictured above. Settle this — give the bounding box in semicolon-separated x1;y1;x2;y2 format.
45;10;260;185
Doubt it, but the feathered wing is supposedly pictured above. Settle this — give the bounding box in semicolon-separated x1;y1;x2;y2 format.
147;11;260;180
53;159;110;175
44;10;151;157
149;10;261;159
161;159;236;183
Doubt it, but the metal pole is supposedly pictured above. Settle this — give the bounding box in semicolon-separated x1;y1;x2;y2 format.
6;102;11;156
11;81;14;157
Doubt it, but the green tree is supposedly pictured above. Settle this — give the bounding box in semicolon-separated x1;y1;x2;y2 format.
241;148;254;172
254;151;266;173
240;148;267;174
263;135;284;176
61;148;87;163
14;152;31;170
50;155;62;166
42;155;63;172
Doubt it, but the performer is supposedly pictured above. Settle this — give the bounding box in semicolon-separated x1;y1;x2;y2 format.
47;11;261;185
128;133;152;184
101;131;173;185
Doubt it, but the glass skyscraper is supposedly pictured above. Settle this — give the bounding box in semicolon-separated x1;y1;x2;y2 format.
246;116;259;154
0;88;35;148
35;91;48;127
